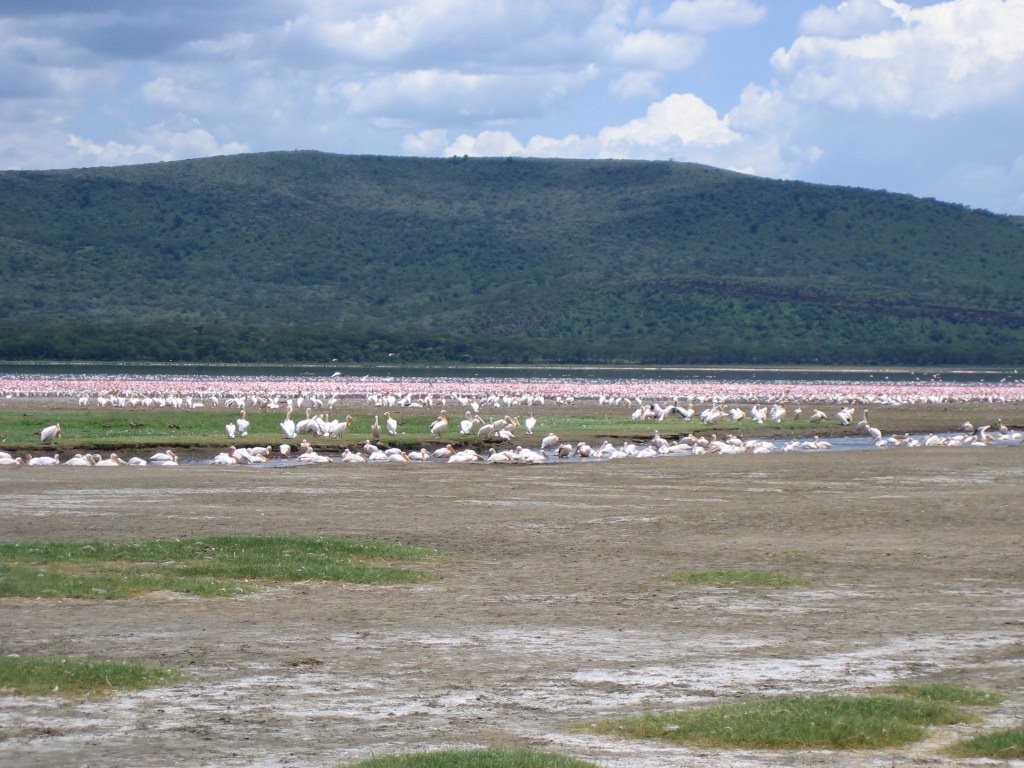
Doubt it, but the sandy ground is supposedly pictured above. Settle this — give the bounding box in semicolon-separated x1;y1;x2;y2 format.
1;440;1023;767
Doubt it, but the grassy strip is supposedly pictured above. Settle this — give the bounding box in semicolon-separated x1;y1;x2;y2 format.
0;654;185;697
346;748;600;768
0;406;826;450
0;536;439;598
946;728;1024;759
882;683;1005;706
581;694;976;749
0;564;253;598
662;569;811;588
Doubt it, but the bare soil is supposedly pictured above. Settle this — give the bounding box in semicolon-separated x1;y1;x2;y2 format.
1;423;1023;767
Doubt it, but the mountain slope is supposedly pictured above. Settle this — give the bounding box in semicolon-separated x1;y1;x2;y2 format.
1;151;1022;364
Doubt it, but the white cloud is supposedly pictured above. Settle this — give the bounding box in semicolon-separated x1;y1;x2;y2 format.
798;0;908;38
610;29;705;70
610;70;663;99
446;129;530;157
66;120;248;167
336;66;596;122
599;93;738;150
431;92;747;164
657;0;767;32
401;127;449;155
773;0;1024;117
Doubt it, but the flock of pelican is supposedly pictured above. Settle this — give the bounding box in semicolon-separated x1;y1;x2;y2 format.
2;371;1023;469
3;398;1020;468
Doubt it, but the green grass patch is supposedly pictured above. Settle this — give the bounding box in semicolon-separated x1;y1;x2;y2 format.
662;569;811;588
581;694;975;749
0;654;185;697
0;405;821;453
345;748;600;768
945;727;1024;759
0;536;439;598
882;683;1005;707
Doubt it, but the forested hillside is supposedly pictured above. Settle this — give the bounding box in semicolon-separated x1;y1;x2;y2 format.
1;151;1022;364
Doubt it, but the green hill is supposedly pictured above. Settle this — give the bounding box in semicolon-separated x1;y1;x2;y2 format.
1;151;1022;364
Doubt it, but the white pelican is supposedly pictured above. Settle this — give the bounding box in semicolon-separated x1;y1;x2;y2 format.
212;447;239;465
540;433;560;451
236;410;250;437
524;413;537;435
40;423;61;443
149;450;179;465
432;443;455;459
385;411;398;435
95;452;128;466
371;414;382;441
280;407;297;438
448;448;482;463
327;415;353;437
64;453;96;466
28;452;61;466
429;410;449;437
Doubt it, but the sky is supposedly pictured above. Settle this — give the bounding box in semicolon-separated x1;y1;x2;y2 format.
1;0;1022;214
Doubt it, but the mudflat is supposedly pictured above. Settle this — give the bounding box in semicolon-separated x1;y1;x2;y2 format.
1;444;1023;767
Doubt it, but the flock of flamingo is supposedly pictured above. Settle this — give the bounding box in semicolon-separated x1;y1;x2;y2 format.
1;372;1022;467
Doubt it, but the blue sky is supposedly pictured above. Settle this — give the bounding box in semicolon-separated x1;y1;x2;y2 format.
1;0;1022;213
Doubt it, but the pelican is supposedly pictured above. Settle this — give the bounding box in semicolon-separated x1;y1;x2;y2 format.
39;423;61;443
524;413;537;435
64;453;96;466
95;452;127;466
385;411;398;435
225;422;237;438
371;414;382;441
149;450;178;465
280;407;297;438
212;446;239;465
236;410;250;437
28;452;61;466
326;415;353;437
340;449;366;463
650;430;669;452
540;433;560;451
429;410;449;437
432;443;455;459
